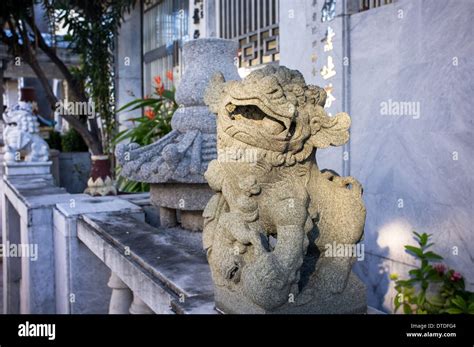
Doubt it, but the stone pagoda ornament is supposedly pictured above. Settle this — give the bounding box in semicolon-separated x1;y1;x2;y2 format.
202;65;367;313
116;38;239;230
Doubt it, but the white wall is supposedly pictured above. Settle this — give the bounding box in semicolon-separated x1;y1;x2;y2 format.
280;0;474;312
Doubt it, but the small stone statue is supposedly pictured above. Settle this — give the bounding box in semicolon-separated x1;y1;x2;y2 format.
203;65;366;313
3;102;49;162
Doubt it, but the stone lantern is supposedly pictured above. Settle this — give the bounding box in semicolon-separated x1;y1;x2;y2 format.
116;38;240;231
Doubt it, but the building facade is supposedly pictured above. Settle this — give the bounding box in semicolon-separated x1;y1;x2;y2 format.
114;0;473;313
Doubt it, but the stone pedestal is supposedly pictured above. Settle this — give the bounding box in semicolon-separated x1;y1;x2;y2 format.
150;183;214;231
215;273;366;314
3;161;52;180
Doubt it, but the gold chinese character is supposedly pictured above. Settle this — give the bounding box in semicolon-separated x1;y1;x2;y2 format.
324;83;336;108
323;26;335;52
321;56;336;80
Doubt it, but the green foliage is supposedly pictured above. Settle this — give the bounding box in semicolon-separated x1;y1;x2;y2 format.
51;0;136;153
113;97;175;146
46;130;63;151
113;77;178;193
61;128;89;152
391;231;474;314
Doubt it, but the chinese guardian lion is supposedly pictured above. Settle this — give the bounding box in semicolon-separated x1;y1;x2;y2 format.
3;102;49;162
203;65;366;314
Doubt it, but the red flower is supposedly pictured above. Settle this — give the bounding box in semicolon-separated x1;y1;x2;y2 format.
144;109;155;120
155;84;165;96
154;76;162;86
166;70;173;81
433;263;446;275
450;271;462;282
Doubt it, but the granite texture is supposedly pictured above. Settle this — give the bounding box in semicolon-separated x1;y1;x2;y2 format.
203;65;366;313
115;38;240;231
116;38;240;184
279;0;346;175
150;183;214;211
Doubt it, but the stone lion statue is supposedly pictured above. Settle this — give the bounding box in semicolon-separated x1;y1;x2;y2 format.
3;102;49;162
203;65;366;313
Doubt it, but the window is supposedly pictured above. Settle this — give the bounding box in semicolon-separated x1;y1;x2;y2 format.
143;0;188;95
218;0;280;68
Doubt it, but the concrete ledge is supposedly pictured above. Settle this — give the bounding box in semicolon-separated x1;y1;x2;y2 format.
77;212;216;314
53;197;143;314
2;175;71;313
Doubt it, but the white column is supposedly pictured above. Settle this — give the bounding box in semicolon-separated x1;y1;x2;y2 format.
129;295;154;314
107;272;133;314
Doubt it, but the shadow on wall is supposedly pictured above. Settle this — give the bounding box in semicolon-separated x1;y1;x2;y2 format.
355;207;474;314
354;218;420;313
353;235;390;312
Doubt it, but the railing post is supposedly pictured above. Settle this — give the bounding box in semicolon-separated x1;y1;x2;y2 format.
129;295;154;314
107;272;133;314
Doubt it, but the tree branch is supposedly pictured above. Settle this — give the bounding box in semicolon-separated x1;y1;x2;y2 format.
24;16;86;102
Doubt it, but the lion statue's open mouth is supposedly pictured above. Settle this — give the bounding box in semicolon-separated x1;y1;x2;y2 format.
205;65;350;164
226;103;289;137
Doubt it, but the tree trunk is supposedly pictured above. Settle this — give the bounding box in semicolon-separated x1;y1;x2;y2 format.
25;17;104;155
26;55;103;155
